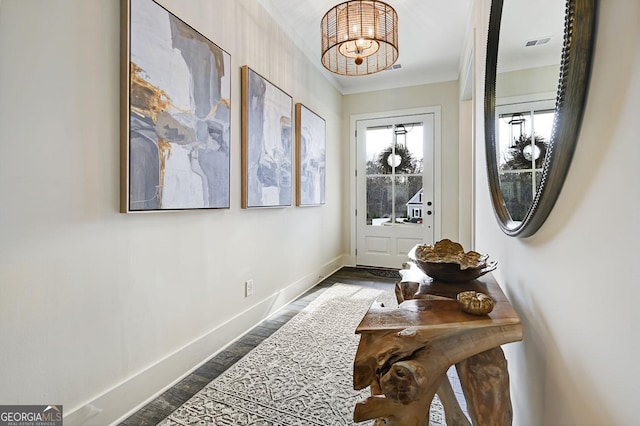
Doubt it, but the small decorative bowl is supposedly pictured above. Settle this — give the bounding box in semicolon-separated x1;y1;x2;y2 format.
409;239;497;282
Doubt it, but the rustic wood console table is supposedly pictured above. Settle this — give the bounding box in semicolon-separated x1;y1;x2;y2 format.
353;262;523;426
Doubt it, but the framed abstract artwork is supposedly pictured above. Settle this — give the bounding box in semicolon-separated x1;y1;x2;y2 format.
120;0;231;212
295;104;326;206
241;66;293;208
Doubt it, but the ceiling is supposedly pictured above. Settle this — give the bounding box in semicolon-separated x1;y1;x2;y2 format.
256;0;474;95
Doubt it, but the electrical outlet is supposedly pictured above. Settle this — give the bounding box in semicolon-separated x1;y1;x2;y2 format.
245;279;254;297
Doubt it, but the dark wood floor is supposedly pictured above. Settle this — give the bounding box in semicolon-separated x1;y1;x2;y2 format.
119;266;400;426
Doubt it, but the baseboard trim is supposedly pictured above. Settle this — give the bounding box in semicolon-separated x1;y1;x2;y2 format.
64;256;347;426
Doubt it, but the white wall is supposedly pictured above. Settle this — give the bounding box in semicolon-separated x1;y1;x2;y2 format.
473;0;640;424
0;0;344;424
343;82;461;244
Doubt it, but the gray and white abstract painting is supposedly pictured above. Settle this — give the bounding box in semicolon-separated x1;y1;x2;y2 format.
243;67;293;208
127;0;230;211
297;104;326;206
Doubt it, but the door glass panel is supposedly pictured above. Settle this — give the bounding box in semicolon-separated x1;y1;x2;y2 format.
366;127;393;175
366;176;392;226
395;175;423;223
498;171;533;222
395;124;424;175
365;123;424;226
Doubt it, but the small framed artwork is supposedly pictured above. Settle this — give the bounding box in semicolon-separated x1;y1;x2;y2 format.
241;66;293;208
295;104;326;206
120;0;231;212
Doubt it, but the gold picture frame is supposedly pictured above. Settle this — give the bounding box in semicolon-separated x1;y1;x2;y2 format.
241;66;293;208
121;0;231;212
295;103;326;206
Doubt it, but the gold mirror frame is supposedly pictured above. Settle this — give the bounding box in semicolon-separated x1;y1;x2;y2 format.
484;0;597;237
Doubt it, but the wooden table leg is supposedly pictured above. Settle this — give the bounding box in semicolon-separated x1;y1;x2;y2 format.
354;327;518;425
456;347;513;426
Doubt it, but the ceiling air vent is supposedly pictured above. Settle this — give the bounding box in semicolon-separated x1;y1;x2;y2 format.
525;37;551;47
384;63;402;71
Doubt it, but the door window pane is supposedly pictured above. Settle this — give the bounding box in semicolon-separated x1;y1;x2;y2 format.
394;175;422;222
498;171;534;221
366;176;392;225
395;124;424;175
366;127;392;175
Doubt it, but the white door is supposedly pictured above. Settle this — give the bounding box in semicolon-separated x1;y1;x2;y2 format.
356;113;436;268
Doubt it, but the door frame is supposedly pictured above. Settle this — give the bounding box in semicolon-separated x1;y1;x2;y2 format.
349;106;442;266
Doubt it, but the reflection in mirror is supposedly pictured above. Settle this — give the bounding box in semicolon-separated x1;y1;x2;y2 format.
485;0;596;237
496;0;564;222
497;103;553;220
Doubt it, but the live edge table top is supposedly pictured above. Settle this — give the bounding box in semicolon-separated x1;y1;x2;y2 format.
355;262;522;336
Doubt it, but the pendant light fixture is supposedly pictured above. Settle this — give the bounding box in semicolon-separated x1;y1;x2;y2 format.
321;1;398;76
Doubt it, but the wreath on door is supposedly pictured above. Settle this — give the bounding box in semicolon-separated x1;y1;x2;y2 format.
503;134;548;170
377;143;416;174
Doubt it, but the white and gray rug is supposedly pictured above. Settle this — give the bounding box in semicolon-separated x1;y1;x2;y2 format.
159;283;445;425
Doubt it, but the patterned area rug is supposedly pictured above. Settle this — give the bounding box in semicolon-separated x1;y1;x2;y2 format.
159;283;445;425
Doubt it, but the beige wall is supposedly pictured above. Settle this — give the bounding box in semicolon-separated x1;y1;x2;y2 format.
0;0;344;424
473;0;640;424
343;82;461;243
497;64;559;99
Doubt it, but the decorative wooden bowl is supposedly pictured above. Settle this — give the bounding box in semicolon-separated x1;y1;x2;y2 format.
409;239;497;283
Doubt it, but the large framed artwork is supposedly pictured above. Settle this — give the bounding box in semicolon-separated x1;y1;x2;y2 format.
241;66;293;208
295;103;326;206
120;0;231;212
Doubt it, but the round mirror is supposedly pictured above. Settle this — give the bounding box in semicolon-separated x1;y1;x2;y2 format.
484;0;597;237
